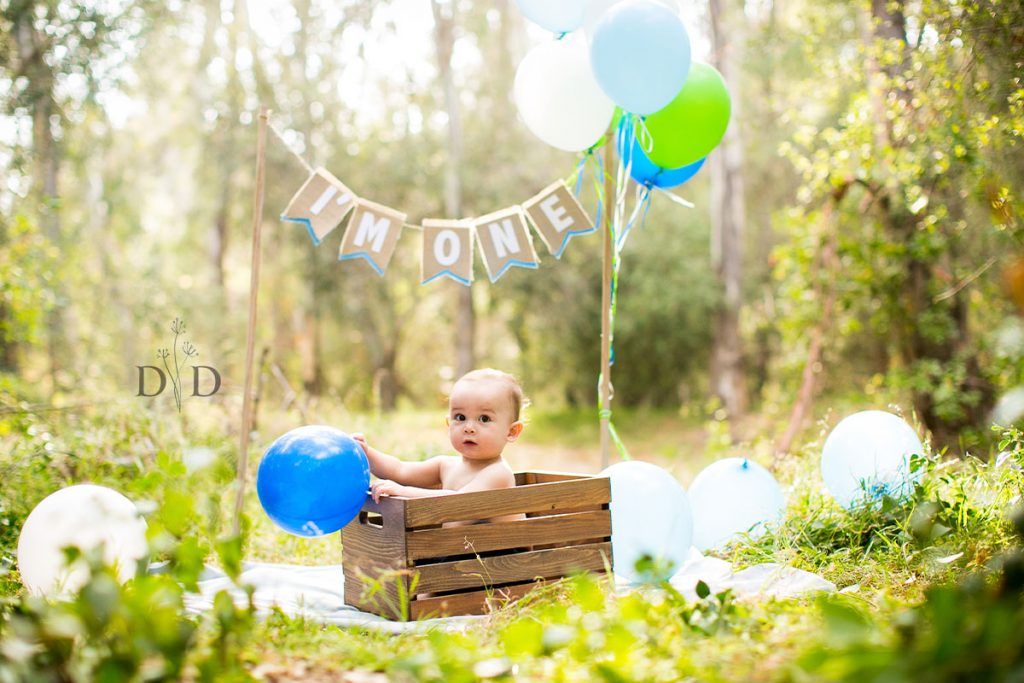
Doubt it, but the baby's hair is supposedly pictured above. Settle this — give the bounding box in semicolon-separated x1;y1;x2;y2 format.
455;368;530;421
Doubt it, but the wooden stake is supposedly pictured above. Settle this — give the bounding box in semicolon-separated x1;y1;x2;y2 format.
234;106;269;536
599;134;614;470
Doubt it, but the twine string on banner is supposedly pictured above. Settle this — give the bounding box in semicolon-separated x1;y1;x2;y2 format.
268;115;314;174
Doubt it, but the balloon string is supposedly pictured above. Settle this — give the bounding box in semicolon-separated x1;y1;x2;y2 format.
632;114;655;155
617;184;652;252
573;153;588;196
591;151;605;231
599;405;632;461
653;186;696;208
571;149;606;234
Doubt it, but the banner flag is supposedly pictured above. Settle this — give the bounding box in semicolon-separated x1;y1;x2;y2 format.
421;219;474;286
280;167;356;245
522;180;595;258
338;199;407;275
473;207;539;282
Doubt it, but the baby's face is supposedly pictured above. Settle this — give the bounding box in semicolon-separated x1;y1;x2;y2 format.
447;378;522;460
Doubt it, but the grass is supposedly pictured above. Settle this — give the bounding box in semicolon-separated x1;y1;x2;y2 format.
1;389;1023;681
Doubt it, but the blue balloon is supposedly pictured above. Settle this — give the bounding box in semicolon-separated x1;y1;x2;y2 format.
513;0;586;33
256;425;370;537
687;458;785;551
619;127;705;189
589;0;691;115
821;411;924;509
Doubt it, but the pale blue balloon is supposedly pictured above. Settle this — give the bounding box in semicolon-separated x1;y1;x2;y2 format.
601;460;693;583
589;0;691;114
821;411;925;509
688;458;785;551
514;0;587;33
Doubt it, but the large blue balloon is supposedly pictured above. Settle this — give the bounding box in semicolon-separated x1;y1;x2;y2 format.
619;128;705;189
589;0;691;115
257;425;370;537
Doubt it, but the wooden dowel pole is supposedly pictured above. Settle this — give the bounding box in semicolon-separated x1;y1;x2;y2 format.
233;106;269;536
600;134;614;470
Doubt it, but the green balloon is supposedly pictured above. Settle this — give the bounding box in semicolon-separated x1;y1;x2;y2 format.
643;62;731;169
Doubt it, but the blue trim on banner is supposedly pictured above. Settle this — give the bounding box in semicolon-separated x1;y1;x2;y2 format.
487;259;539;283
422;269;472;286
281;215;322;246
338;251;385;276
552;225;597;259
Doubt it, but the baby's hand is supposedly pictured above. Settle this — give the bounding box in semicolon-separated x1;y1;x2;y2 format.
371;479;405;503
352;432;369;453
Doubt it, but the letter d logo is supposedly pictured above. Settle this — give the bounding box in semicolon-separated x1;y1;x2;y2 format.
136;366;166;397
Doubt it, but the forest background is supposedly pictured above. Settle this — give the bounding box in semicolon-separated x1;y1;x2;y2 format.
1;0;1023;462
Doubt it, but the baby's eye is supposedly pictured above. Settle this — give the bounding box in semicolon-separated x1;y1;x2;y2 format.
453;413;466;422
479;415;491;423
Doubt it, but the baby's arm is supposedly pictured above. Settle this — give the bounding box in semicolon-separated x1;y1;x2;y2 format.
371;461;515;502
352;433;443;488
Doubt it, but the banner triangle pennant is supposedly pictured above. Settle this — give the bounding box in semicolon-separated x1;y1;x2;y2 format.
338;199;407;275
421;219;474;286
521;180;595;259
280;167;356;245
473;207;540;282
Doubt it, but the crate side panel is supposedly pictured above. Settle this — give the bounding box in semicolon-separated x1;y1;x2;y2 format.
342;567;411;620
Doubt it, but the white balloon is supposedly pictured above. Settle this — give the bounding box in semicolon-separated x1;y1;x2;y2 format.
601;460;693;583
582;0;680;38
17;484;148;597
514;0;588;33
991;386;1024;426
821;411;925;509
688;458;785;551
513;34;615;152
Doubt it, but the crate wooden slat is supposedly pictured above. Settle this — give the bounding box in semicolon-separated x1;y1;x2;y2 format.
408;581;543;620
403;476;610;528
342;470;612;620
413;543;611;594
406;509;611;560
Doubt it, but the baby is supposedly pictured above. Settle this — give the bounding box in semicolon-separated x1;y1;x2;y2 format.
353;368;526;505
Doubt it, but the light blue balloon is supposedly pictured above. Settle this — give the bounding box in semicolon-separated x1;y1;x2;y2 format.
821;411;924;509
513;0;587;33
589;0;691;115
601;460;693;583
687;458;785;551
257;425;370;537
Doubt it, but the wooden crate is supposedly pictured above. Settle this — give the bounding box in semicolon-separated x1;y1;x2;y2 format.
341;471;612;620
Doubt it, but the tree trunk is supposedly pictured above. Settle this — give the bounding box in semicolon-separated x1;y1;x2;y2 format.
432;0;474;378
708;0;748;424
864;0;992;447
296;0;323;395
14;5;67;391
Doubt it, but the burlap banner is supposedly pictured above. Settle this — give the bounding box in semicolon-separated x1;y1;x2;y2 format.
280;169;593;285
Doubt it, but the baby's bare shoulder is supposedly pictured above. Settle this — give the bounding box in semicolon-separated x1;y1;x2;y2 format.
482;459;516;486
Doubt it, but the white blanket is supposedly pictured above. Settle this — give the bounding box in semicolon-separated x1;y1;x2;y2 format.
184;550;835;632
